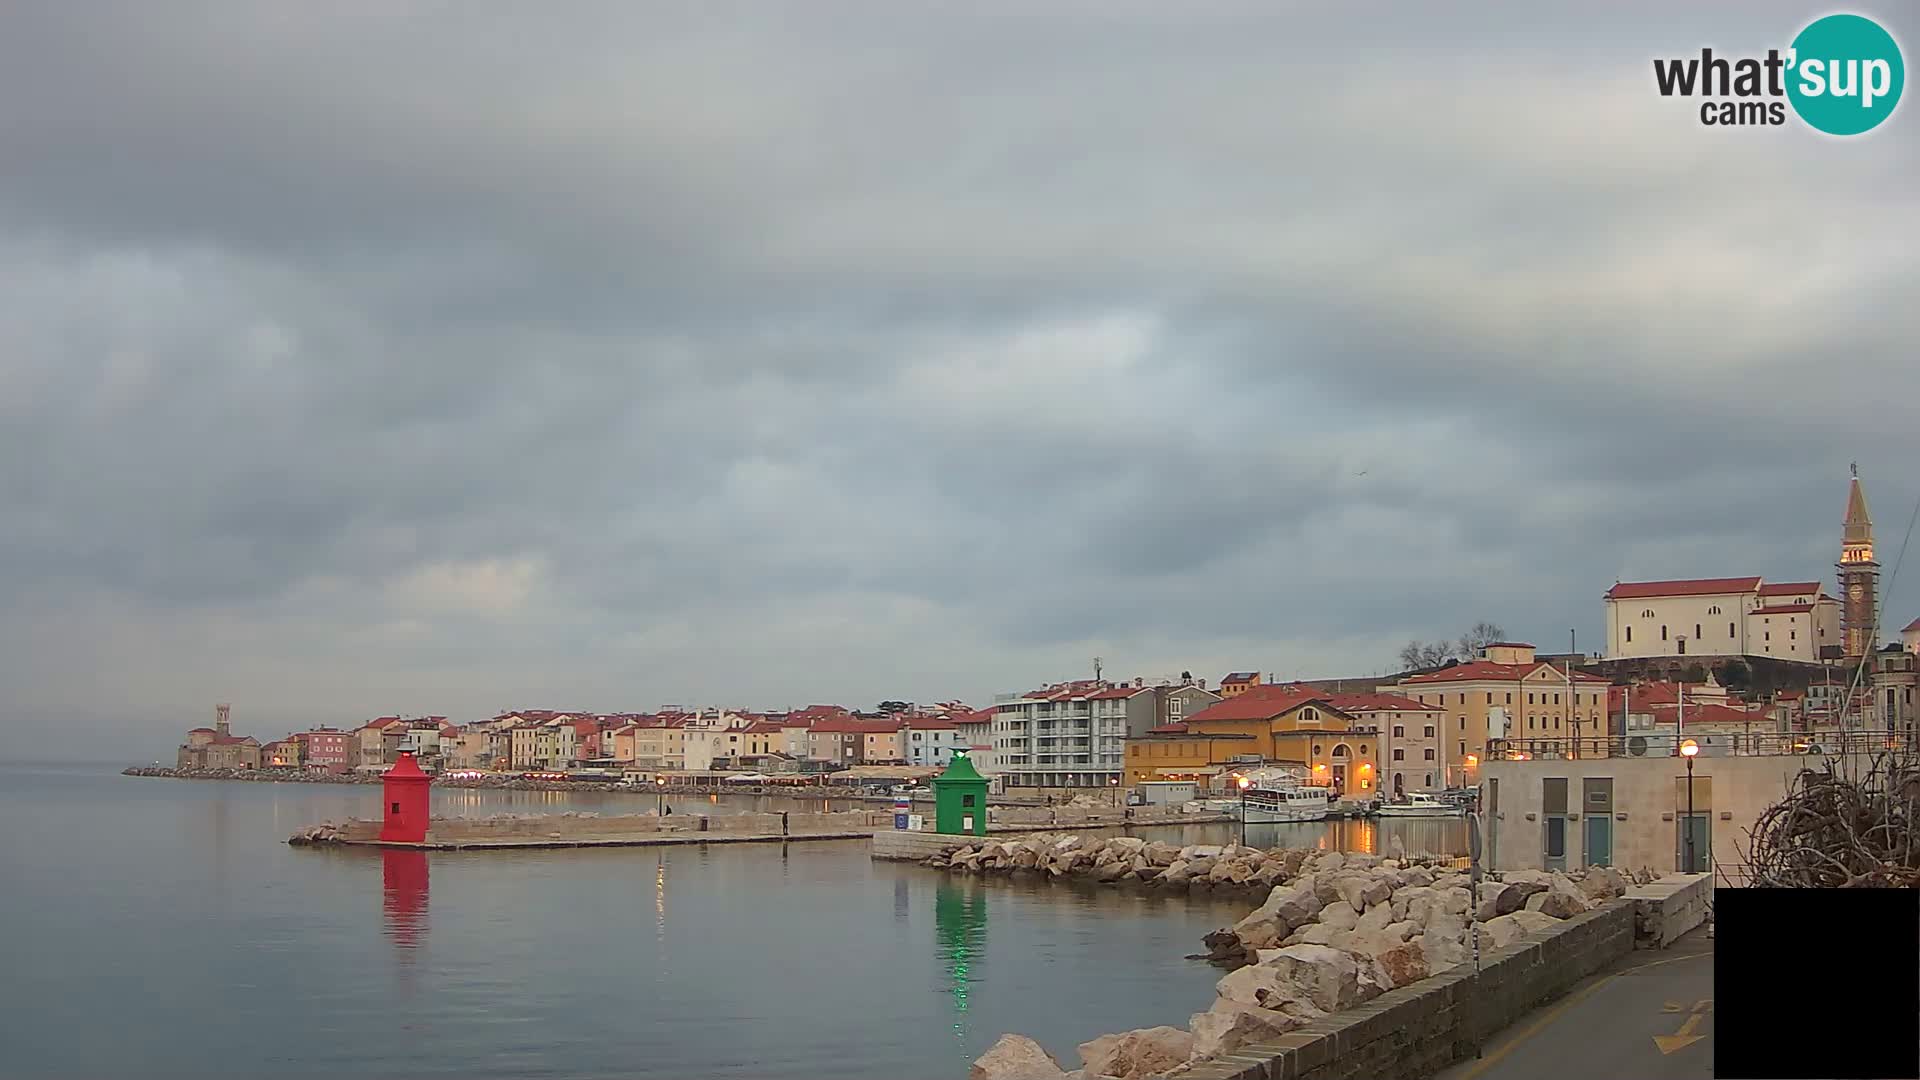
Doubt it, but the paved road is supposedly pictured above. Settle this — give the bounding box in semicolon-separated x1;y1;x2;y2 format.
1436;928;1715;1080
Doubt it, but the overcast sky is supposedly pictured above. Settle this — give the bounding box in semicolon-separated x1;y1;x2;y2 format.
4;2;1916;760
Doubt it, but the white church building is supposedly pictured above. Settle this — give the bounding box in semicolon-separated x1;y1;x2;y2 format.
1603;576;1840;663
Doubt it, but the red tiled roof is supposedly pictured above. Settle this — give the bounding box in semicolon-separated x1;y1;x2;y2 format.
1087;686;1148;700
187;727;215;734
210;734;258;746
1402;660;1608;685
1903;617;1920;634
1323;692;1440;713
1605;577;1761;600
1183;684;1332;723
1750;604;1813;615
1016;679;1109;702
901;716;959;730
1645;702;1763;726
949;708;995;725
741;721;785;735
1758;581;1821;596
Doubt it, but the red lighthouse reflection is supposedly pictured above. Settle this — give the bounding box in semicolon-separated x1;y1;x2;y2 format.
382;849;430;952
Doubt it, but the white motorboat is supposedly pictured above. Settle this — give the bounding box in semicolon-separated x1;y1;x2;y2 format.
1376;792;1464;818
1238;783;1333;823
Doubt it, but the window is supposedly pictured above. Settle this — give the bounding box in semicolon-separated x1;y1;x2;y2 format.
1425;773;1434;786
1708;605;1721;615
1458;741;1466;756
1791;630;1796;640
1393;749;1405;761
1458;693;1466;705
391;802;401;815
1765;631;1770;642
961;794;976;807
1642;608;1655;618
1458;716;1465;731
1626;626;1632;643
1528;693;1535;705
1424;749;1435;760
1661;625;1669;640
1553;693;1560;705
1505;693;1513;704
1695;624;1702;639
1392;725;1405;737
1486;692;1493;705
1729;622;1736;637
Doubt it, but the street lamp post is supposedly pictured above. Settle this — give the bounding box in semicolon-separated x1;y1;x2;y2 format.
1680;739;1699;873
656;775;666;816
1109;776;1119;808
1237;775;1251;845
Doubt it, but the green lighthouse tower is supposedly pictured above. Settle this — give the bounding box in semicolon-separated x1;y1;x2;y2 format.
931;751;989;836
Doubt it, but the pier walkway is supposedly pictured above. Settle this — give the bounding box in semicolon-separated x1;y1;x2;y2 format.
1436;927;1714;1080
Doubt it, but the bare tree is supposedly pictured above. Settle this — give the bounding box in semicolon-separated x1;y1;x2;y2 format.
1399;622;1507;672
1456;621;1507;660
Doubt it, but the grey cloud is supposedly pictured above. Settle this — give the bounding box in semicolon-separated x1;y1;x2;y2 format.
2;2;1917;757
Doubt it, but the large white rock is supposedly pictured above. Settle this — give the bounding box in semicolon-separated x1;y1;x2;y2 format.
1482;913;1537;950
972;1034;1068;1080
1533;875;1590;919
1078;1027;1195;1080
1318;900;1360;932
1261;943;1364;1013
1376;939;1431;987
1475;882;1525;921
1355;901;1394;935
1393;886;1437;925
1578;866;1627;901
1189;1005;1302;1059
1507;909;1562;936
1337;874;1393;914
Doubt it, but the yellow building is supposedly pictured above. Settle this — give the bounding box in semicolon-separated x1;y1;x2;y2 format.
1124;685;1382;796
1384;642;1610;786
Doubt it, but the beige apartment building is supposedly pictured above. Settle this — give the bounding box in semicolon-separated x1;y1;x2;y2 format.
1384;643;1609;786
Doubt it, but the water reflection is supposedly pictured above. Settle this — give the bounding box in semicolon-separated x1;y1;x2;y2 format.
382;849;430;998
935;880;989;1054
1236;818;1466;858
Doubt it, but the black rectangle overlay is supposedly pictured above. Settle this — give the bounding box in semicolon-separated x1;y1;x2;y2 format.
1716;888;1918;1079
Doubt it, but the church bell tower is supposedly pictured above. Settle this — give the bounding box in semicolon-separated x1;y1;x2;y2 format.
1838;464;1878;660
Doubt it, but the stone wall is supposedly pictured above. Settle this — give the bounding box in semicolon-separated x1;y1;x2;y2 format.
1626;873;1712;949
1173;903;1635;1080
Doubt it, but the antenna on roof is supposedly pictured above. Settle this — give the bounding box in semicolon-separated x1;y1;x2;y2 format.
1093;656;1104;683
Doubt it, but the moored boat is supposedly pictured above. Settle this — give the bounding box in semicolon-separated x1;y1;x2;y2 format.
1376;791;1464;817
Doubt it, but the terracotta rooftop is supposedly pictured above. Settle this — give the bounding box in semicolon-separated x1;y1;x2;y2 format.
1757;581;1821;596
1904;617;1920;634
1182;684;1335;723
1750;604;1814;615
1605;576;1762;600
1323;692;1440;712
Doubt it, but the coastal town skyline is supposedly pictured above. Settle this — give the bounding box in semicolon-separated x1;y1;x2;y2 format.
4;1;1917;761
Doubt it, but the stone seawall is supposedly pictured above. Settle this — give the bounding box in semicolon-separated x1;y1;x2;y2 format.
1174;903;1636;1080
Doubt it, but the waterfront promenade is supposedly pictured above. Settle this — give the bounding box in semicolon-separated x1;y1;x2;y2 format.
1435;927;1714;1080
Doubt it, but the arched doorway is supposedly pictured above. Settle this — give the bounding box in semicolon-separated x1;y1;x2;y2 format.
1331;743;1351;795
1393;772;1404;795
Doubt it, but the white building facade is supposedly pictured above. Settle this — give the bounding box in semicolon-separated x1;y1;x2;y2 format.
1604;577;1840;663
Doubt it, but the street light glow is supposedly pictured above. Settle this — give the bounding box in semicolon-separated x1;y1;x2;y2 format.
1680;739;1700;758
1237;776;1251;789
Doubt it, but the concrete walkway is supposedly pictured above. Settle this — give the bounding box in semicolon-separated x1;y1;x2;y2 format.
1437;928;1715;1080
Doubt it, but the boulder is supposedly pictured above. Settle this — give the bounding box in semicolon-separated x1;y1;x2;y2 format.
1420;930;1469;974
1578;866;1627;901
1216;963;1298;1009
1311;874;1346;909
1311;851;1347;874
1355;901;1394;935
1376;939;1430;988
1475;882;1524;921
1107;836;1147;856
1096;860;1130;882
1078;1027;1194;1080
1345;852;1379;870
972;1034;1068;1080
1338;875;1393;913
1402;867;1435;889
1279;849;1311;877
1053;836;1085;853
1482;913;1536;950
1185;857;1219;878
1144;842;1182;867
1261;943;1364;1013
1437;886;1472;916
1393;886;1437;925
1189;1004;1302;1059
1160;860;1193;885
1507;910;1561;937
1292;923;1341;946
1318;901;1360;932
1533;878;1589;919
1012;848;1040;870
1250;860;1288;887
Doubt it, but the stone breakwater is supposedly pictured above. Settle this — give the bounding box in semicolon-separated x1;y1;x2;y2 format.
969;849;1654;1080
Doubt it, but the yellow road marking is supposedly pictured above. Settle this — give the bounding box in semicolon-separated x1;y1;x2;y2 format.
1448;950;1711;1080
1655;1012;1707;1054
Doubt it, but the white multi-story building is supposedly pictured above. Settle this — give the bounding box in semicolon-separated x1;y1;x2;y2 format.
1603;577;1840;663
990;678;1220;790
901;716;969;768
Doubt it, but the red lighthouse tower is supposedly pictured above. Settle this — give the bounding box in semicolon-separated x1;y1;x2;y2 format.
378;751;432;843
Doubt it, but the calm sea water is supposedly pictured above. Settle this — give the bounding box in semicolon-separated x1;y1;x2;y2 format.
0;763;1463;1080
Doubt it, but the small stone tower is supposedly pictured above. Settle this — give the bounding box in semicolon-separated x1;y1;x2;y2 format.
379;751;433;844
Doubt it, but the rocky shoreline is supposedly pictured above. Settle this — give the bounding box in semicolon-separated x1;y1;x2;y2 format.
967;847;1654;1080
